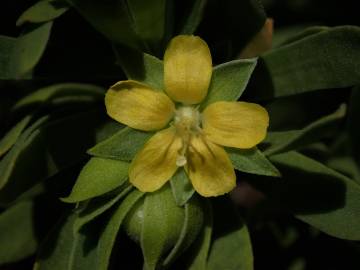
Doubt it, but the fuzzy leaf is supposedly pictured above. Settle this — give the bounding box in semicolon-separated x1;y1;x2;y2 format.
62;157;130;203
180;0;207;35
34;213;99;270
13;83;104;111
16;0;68;26
252;26;360;99
73;184;133;232
269;151;360;240
97;190;144;270
0;115;32;157
9;22;53;78
228;147;280;177
201;58;257;109
88;127;153;161
264;104;346;155
207;197;253;270
0;201;37;265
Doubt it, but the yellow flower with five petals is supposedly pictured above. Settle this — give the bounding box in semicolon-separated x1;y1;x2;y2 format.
105;35;269;197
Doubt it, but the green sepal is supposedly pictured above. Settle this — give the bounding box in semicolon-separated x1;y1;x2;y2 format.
170;169;195;206
227;147;280;177
201;58;257;109
88;127;153;161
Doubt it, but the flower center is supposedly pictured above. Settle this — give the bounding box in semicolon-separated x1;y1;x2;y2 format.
174;106;201;167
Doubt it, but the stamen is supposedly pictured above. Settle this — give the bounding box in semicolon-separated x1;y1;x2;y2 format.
176;155;187;166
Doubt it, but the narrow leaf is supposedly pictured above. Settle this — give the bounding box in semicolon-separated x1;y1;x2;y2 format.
207;197;253;270
180;0;207;35
253;26;360;99
97;190;144;270
269;151;360;240
0;115;32;157
16;0;69;26
264;104;346;155
9;22;53;78
62;157;130;203
0;201;37;265
73;184;133;232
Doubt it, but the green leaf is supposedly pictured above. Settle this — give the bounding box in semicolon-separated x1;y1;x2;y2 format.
207;197;253;270
114;46;164;91
253;26;360;99
170;169;195;206
272;25;328;48
162;195;204;267
0;35;16;78
73;184;133;232
16;0;69;26
269;151;360;240
97;189;144;270
348;88;360;167
0;201;37;265
62;157;130;203
141;185;185;270
9;22;53;78
201;58;257;109
125;0;166;51
34;213;99;270
264;104;346;156
13;83;104;111
0;116;49;191
0;115;32;157
228;147;280;177
88;127;153;161
180;0;207;35
67;0;140;49
0;110;105;205
277;26;329;47
200;0;266;59
185;199;212;270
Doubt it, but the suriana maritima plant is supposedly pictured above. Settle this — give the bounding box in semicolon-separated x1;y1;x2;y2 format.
105;35;269;197
1;0;360;270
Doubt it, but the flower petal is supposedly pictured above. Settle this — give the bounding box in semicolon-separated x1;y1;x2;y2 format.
202;101;269;148
186;135;236;197
164;35;212;105
105;80;175;131
129;128;182;192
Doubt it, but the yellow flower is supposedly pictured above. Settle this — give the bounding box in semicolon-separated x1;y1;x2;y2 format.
105;35;269;197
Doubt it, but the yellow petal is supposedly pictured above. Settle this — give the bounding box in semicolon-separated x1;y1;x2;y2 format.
202;101;269;148
186;135;236;197
105;80;175;131
164;35;212;105
129;128;182;192
239;18;274;58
